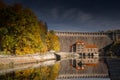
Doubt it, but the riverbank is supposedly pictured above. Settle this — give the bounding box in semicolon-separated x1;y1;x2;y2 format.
0;52;56;65
0;52;79;66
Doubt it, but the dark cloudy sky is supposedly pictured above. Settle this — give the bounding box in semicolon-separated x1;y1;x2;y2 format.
3;0;120;32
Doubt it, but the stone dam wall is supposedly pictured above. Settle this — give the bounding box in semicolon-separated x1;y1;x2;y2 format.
56;31;113;52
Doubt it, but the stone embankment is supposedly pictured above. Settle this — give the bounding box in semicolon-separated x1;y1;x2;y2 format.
0;52;79;74
0;52;79;65
0;52;56;65
54;52;79;60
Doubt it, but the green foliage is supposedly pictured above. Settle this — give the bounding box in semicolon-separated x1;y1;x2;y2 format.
0;2;60;55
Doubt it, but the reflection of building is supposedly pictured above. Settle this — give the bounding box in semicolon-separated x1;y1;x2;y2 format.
57;56;109;79
70;56;99;70
71;41;99;56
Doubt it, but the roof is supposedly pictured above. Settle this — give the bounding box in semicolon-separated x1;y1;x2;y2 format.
85;44;97;48
75;41;98;48
76;41;85;44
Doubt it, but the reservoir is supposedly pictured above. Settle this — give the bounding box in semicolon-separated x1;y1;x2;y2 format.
0;55;111;80
57;56;110;80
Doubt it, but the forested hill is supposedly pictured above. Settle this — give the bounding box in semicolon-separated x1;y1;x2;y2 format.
0;1;60;55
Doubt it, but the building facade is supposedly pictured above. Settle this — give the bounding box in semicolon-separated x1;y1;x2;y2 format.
72;41;99;56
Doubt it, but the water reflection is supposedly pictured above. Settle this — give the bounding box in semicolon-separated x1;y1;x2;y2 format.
0;56;111;80
0;61;60;80
57;56;110;79
70;56;99;70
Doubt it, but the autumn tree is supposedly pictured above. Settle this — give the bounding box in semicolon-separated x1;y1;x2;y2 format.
46;30;60;51
0;3;46;55
0;2;60;55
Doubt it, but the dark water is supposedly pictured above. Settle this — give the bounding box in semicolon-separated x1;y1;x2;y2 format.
0;56;112;80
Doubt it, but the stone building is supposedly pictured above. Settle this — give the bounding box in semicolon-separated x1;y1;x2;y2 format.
71;41;99;56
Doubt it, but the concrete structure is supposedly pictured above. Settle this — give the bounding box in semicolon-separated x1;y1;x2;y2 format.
55;31;113;52
108;32;120;41
0;53;56;65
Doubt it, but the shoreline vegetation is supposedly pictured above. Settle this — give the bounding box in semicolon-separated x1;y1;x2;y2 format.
0;1;60;55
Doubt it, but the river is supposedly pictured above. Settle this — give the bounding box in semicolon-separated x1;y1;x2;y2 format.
0;55;118;80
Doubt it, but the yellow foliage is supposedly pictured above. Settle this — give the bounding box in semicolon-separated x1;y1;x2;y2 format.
46;31;60;51
16;50;22;55
1;62;60;80
16;68;34;78
0;2;59;55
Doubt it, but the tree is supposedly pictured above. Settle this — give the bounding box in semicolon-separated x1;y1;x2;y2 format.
0;2;47;55
46;30;60;51
0;2;60;55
